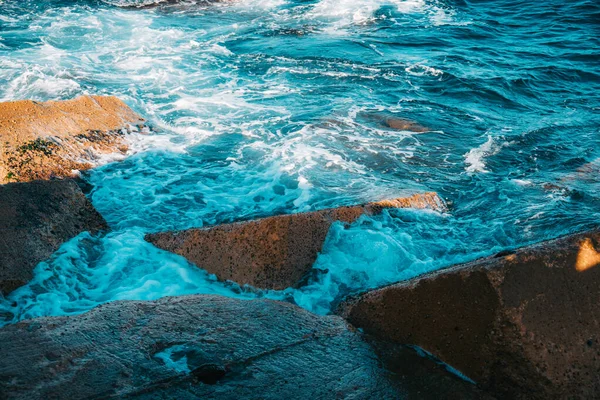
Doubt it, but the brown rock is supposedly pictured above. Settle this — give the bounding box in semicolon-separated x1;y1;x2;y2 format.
339;231;600;399
0;95;145;183
145;192;446;290
0;179;107;295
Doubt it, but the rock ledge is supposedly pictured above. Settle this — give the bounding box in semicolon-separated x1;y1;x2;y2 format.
0;95;145;183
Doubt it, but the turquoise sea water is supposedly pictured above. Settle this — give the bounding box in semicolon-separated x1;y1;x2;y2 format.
0;0;599;323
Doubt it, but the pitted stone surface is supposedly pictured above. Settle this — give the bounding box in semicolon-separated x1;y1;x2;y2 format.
339;231;600;399
146;192;446;290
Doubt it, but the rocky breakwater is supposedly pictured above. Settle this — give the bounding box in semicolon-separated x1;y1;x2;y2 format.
146;192;447;290
0;294;490;400
0;96;144;295
339;231;600;399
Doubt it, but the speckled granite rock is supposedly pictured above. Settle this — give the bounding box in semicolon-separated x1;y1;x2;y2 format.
0;95;145;183
339;231;600;399
0;179;107;295
0;295;404;400
145;192;446;290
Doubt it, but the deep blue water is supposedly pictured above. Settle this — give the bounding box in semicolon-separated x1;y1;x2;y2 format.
0;0;599;322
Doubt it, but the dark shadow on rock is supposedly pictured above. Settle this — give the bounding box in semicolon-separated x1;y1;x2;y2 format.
0;179;108;295
366;337;496;400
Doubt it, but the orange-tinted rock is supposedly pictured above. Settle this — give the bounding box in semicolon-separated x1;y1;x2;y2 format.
0;95;145;183
145;192;446;290
0;179;107;295
339;231;600;399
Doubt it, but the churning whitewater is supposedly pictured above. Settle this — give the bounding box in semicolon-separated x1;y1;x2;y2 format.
0;0;599;324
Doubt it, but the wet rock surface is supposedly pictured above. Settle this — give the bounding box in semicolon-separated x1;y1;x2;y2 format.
0;179;107;295
339;231;600;399
0;95;145;183
146;192;446;290
0;295;403;400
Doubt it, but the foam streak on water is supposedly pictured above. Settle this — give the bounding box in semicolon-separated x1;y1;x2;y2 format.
0;0;599;324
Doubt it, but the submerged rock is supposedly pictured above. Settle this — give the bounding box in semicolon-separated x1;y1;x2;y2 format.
109;0;223;10
383;117;428;133
339;231;600;399
0;295;402;399
0;179;107;295
357;112;430;133
0;95;145;183
145;192;446;290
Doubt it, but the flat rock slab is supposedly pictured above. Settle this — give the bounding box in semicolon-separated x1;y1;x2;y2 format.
0;95;145;183
0;179;107;295
146;192;446;290
339;231;600;399
0;295;403;400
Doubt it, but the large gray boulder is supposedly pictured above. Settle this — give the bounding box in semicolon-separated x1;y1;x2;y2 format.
0;295;402;399
0;179;107;295
339;231;600;399
0;294;490;399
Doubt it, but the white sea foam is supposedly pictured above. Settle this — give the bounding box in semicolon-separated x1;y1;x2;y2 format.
405;63;443;78
304;0;458;29
464;135;509;174
230;0;286;10
308;0;427;25
0;230;256;324
1;66;82;101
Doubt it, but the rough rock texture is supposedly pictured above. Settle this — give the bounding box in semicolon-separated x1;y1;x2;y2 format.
0;95;145;183
0;179;107;295
0;295;404;400
339;231;600;399
146;192;446;290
